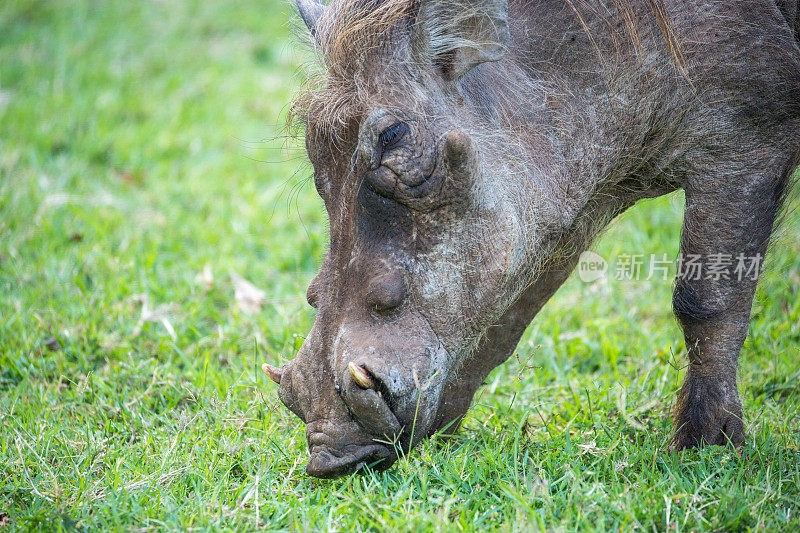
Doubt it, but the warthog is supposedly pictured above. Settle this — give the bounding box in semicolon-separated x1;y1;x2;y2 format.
262;0;800;478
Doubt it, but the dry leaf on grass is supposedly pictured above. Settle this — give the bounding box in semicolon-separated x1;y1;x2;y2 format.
130;294;177;340
576;441;603;456
231;273;266;314
195;263;214;289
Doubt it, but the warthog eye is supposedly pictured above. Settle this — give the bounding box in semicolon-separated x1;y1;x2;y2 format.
378;121;409;152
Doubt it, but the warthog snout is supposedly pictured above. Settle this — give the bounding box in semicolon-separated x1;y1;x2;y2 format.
266;354;405;478
266;259;448;477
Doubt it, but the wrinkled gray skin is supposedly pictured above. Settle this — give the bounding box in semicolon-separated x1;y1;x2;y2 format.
273;0;800;478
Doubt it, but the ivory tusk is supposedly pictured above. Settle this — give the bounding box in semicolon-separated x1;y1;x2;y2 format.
348;362;375;389
262;363;282;385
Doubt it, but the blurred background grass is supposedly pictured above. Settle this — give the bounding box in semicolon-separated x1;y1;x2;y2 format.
1;0;799;530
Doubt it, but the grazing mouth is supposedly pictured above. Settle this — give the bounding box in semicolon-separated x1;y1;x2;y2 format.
306;443;397;479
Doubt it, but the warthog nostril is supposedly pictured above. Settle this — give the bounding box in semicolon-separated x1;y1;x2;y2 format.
348;362;376;389
262;363;283;384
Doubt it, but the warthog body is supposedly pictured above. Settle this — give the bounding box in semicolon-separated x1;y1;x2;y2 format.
265;0;800;478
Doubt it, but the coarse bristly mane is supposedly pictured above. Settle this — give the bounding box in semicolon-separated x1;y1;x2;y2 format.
290;0;418;136
288;0;686;138
320;0;416;75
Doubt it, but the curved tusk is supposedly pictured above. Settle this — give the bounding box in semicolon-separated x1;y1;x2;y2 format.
348;362;375;390
262;363;282;385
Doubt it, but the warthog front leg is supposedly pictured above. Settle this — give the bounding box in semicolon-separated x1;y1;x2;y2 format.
670;155;796;450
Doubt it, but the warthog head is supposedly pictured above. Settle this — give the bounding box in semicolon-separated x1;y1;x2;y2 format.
268;0;560;478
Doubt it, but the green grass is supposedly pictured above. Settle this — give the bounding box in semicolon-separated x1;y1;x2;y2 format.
1;1;799;530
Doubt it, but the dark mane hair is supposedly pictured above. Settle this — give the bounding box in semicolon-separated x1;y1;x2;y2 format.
290;0;686;135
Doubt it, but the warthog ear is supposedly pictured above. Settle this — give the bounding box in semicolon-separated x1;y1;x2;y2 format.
418;0;510;80
296;0;326;38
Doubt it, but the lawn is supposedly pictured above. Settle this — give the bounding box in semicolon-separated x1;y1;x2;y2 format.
1;0;799;530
